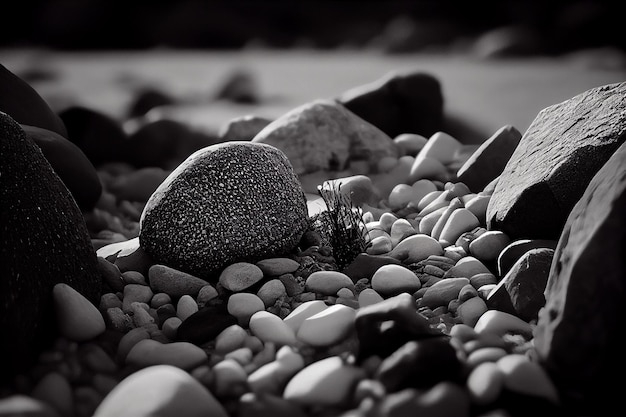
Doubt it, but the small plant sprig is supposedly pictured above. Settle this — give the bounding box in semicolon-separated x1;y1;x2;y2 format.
312;182;370;270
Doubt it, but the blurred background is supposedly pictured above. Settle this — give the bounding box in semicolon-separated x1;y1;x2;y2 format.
2;0;625;55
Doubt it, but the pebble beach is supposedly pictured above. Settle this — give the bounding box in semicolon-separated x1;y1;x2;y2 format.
1;48;625;417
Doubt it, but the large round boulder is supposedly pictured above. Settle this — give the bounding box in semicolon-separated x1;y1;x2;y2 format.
139;141;309;279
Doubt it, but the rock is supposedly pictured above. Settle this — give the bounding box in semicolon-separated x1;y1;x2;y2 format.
256;279;286;308
486;82;626;240
218;115;273;142
212;358;249;397
214;68;259;104
283;356;365;407
0;112;101;379
247;346;304;395
407;155;449;184
388;234;443;264
196;285;218;307
358;288;385;308
148;264;209;298
375;382;470;417
31;372;73;417
393;133;428;156
59;105;129;166
176;295;199;321
93;365;227;417
497;354;559;404
469;230;511;262
0;395;60;417
127;87;175;118
420;277;469;309
0;63;67;137
417;131;463;165
122;284;154;312
227;293;265;326
533;140;626;416
140;141;309;278
219;262;264;292
23;124;102;210
497;239;558;277
456;296;488;327
338;71;444;138
238;392;307;417
389;218;418;247
464;194;490;226
305;270;355;295
321;175;379;207
176;305;237;345
256;257;300;276
342;253;402;282
215;324;248;354
466;362;505;406
97;257;125;293
249;311;297;347
487;248;554;322
371;264;421;297
474;310;532;338
444;256;491;279
438;208;481;248
457;125;522;193
126;339;207;370
252;99;397;175
376;338;463;391
283;300;329;334
297;304;356;347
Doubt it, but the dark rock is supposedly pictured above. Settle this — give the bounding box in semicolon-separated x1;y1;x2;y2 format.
97;256;125;293
533;140;626;416
0;63;67;137
22;124;102;211
252;99;397;175
497;239;558;277
127;87;175;118
487;248;554;322
338;71;444;139
375;338;462;392
487;82;626;240
218;115;273;142
139;141;309;279
456;125;522;193
108;167;170;203
342;253;402;283
214;69;260;104
176;305;238;345
0;112;101;381
59;105;129;166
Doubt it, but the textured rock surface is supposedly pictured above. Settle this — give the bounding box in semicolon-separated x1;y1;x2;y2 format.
533;140;626;416
251;99;397;175
487;82;626;240
140;141;309;278
338;71;444;139
456;125;522;193
0;112;101;380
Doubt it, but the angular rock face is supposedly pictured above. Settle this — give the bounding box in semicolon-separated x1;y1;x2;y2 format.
251;99;397;175
0;112;101;381
139;141;309;279
338;72;444;139
487;82;626;240
533;140;626;416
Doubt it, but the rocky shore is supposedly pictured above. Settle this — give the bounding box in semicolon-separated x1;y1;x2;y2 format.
1;61;624;417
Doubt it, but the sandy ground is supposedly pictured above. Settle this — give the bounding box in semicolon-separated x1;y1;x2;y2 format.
2;48;625;141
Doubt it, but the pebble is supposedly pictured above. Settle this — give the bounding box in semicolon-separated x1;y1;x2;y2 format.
388;234;443;263
430;198;464;241
418;206;447;235
256;257;300;276
469;230;511;261
0;395;59;417
419;131;463;165
116;327;151;362
52;283;106;342
305;270;355;295
444;256;491;278
466;347;508;368
458;284;479;302
218;262;265;292
371;264;421;297
416;190;444;212
150;292;172;309
283;300;329;334
214;325;248;355
196;285;218;306
393;133;428;155
283;355;365;407
125;339;207;370
249;311;297;347
378;382;470;417
100;293;122;311
474;310;533;337
176;295;199;321
470;272;498;289
30;371;74;417
93;365;228;417
358;288;385;308
388;184;422;210
122;284;153;312
389;218;418;247
465;194;490;225
131;302;156;327
256;279;287;307
247;346;305;395
297;304;356;347
227;293;265;326
121;270;146;285
497;354;559;404
456;296;488;327
420;277;470;309
408;155;448;183
224;347;253;366
378;212;399;233
212;359;249;398
438;208;480;247
148;264;209;298
366;235;393;255
97;257;125;292
466;361;505;406
161;317;182;340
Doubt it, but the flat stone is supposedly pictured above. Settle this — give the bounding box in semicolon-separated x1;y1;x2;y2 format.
457;125;522;193
474;310;532;338
139;141;309;279
371;264;421;297
255;257;300;276
487;82;626;240
388;234;443;264
219;262;264;292
534;140;626;416
249;310;297;347
497;239;558;277
297;304;356;347
305;270;355;295
420;277;470;309
252;99;397;175
469;230;511;262
148;264;209;298
227;293;265;326
126;339;207;370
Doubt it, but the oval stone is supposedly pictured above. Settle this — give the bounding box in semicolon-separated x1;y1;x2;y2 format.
148;264;209;298
297;304;356;347
371;264;421;297
466;361;505;406
249;311;297;347
474;310;532;337
227;293;265;326
283;300;329;334
256;258;300;276
305;271;354;295
420;277;470;309
53;283;106;342
497;354;559;404
126;339;208;370
389;234;443;264
219;262;264;292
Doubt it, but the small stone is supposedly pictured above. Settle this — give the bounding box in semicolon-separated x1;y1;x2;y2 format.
196;285;219;307
497;354;559;404
227;293;265;326
496;239;558;277
131;302;155;327
457;296;488;327
249;311;297;347
444;256;491;279
215;325;248;355
93;365;227;417
466;347;508;368
256;258;300;276
117;327;151;362
474;310;532;338
371;264;421;297
438;208;480;247
417;206;447;235
283;356;365;407
121;271;146;285
150;292;172;309
31;372;73;417
377;382;470;417
366;236;393;255
219;262;264;292
283;300;328;334
176;305;237;345
100;293;122;311
161;317;182;340
122;284;154;312
0;395;58;417
470;273;498;289
212;358;249;398
466;361;505;406
420;277;470;309
388;234;443;264
388;184;422;210
321;175;379;207
176;295;199;321
148;264;209;298
237;392;307;417
389;218;418;247
418;131;463;164
256;279;287;308
297;304;356;347
247;346;305;395
53;283;105;342
218;115;272;142
464;194;490;226
469;230;511;262
97;257;125;293
358;288;385;308
458;284;479;302
126;339;207;370
305;270;354;295
393;133;428;156
408;155;448;184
